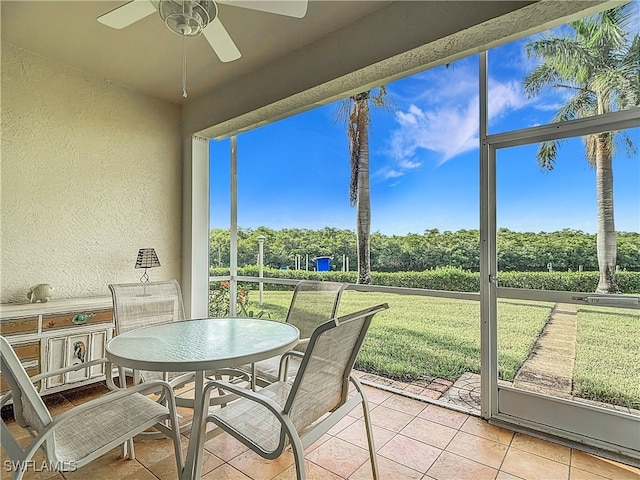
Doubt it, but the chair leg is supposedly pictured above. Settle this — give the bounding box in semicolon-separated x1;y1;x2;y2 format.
121;438;135;460
354;382;379;480
168;409;185;477
251;363;257;391
289;434;307;480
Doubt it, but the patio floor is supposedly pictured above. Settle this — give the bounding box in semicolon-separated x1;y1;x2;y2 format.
2;378;638;480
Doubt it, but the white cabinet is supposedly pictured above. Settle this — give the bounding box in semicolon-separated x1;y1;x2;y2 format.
1;297;114;395
45;330;108;389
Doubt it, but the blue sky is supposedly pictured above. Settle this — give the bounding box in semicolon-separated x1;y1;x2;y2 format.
210;7;639;235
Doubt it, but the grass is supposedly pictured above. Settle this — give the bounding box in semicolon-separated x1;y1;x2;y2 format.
238;288;640;408
574;306;640;409
243;289;551;382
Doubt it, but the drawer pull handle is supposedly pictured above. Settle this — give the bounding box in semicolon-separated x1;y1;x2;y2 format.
72;313;95;325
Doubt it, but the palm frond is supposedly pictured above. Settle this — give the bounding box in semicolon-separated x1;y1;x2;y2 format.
587;3;635;52
523;63;561;97
616;33;640;106
552;89;596;122
334;97;354;127
525;2;639;121
591;66;638;111
537;141;558;170
370;85;386;107
370;85;397;114
616;130;638;159
525;37;594;84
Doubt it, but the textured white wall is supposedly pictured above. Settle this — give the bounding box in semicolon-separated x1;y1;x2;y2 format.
1;43;183;303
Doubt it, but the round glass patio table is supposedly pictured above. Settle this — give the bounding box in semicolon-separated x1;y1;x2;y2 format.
106;317;299;480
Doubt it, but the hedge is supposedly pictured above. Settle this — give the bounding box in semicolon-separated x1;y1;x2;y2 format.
210;266;640;294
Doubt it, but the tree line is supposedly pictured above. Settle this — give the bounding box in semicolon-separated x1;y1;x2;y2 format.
209;227;640;273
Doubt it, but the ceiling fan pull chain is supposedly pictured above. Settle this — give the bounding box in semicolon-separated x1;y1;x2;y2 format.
182;34;188;98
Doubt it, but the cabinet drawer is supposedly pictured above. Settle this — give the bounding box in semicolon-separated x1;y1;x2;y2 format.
43;309;112;331
0;316;39;336
0;341;41;393
13;341;40;361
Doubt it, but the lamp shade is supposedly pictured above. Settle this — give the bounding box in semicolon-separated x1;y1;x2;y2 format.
135;248;161;269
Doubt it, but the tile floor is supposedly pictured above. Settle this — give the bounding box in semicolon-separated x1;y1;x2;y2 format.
2;379;639;480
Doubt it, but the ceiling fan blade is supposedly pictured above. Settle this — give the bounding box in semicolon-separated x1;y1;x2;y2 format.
203;18;242;62
217;0;308;18
97;0;156;29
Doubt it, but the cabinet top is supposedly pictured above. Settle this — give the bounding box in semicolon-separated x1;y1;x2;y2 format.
0;297;113;319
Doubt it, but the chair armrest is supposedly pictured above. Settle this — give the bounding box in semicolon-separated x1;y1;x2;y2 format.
280;350;304;362
29;358;109;384
29;358;121;392
278;350;304;381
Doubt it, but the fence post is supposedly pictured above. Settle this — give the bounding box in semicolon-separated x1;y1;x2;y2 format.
258;235;265;305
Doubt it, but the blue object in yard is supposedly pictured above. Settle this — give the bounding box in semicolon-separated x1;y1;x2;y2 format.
315;256;331;272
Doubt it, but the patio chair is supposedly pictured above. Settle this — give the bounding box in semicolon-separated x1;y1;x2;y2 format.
108;280;250;436
109;280;196;394
247;280;348;388
200;303;389;480
0;335;183;480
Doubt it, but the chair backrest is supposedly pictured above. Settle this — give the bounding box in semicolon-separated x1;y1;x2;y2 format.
109;279;185;335
1;335;54;458
285;281;348;343
285;303;388;433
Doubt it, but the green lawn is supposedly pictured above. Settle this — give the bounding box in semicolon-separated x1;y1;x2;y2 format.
243;290;551;382
236;289;639;408
574;306;640;409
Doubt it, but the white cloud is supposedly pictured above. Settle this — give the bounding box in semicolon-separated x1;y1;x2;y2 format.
398;159;421;169
534;102;565;112
384;69;527;173
391;100;478;164
487;79;527;121
384;169;404;179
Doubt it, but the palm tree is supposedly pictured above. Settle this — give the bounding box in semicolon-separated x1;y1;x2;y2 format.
523;3;639;293
337;87;388;284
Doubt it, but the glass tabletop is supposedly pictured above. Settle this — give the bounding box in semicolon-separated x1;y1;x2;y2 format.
106;317;300;372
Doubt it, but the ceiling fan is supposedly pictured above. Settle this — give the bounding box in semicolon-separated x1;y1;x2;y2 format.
98;1;307;98
98;0;308;63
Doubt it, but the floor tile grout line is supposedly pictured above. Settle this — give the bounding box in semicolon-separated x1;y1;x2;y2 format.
495;431;516;478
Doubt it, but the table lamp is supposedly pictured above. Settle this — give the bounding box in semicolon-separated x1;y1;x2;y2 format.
135;248;161;282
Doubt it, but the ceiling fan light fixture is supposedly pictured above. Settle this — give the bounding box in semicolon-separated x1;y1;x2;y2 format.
153;0;217;37
98;0;308;97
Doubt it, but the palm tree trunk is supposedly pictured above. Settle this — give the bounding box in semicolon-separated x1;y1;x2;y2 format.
355;98;371;285
595;132;619;293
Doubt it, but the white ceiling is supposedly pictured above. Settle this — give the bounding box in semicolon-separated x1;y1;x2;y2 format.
1;1;613;137
2;1;391;102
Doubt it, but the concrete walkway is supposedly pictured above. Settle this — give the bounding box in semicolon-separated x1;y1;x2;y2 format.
512;303;578;398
